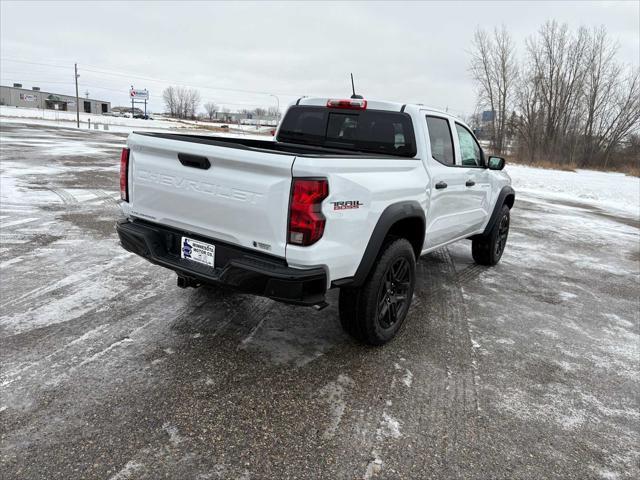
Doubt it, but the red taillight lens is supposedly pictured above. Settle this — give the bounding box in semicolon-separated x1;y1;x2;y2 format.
120;147;130;202
288;178;328;246
326;98;367;110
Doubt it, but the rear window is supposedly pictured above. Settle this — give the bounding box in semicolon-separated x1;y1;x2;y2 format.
277;106;416;157
426;116;454;165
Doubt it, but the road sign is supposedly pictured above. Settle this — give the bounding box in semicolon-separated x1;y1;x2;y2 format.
129;88;149;100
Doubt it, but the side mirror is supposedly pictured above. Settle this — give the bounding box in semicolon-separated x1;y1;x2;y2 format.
487;156;506;170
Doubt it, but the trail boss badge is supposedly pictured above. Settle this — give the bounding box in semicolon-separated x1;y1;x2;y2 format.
332;200;363;210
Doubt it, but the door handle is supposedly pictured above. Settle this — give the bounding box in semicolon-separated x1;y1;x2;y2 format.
465;180;476;187
435;181;448;190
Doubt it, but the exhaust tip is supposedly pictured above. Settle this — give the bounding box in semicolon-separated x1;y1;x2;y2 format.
313;301;329;311
177;276;200;289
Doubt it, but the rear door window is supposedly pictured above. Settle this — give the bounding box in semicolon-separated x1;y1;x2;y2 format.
278;106;416;157
426;116;454;165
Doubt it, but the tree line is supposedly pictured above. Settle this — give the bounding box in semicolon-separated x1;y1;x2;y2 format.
162;86;201;119
469;21;639;170
162;86;279;121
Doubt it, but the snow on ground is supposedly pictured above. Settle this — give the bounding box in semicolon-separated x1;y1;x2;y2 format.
506;164;640;220
0;105;273;137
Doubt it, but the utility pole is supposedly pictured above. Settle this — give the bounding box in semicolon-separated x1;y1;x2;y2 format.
74;63;80;128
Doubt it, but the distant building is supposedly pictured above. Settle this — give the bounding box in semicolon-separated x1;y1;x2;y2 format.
0;83;111;114
481;110;495;122
112;106;144;115
239;116;278;127
213;111;278;126
212;111;247;123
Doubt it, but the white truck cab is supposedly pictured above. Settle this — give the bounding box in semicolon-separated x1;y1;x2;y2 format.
117;96;514;345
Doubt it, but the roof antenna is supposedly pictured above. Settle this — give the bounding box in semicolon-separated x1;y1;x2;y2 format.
350;73;363;99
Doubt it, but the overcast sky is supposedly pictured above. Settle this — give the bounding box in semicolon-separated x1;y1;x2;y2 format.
1;1;638;116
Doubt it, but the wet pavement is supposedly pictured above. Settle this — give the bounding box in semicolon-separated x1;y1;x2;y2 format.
1;122;638;479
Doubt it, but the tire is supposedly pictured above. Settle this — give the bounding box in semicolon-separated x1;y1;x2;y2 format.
472;204;510;266
339;238;416;346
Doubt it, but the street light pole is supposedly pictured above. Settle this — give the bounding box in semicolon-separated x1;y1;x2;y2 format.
269;94;280;124
74;63;80;128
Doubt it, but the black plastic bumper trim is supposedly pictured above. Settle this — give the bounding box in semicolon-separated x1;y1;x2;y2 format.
116;219;327;306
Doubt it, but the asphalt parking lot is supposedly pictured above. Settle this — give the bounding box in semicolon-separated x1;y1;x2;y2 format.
1;123;638;480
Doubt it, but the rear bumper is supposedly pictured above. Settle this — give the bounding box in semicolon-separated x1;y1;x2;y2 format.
116;219;327;306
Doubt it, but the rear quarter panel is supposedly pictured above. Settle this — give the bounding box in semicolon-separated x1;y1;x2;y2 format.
288;157;429;283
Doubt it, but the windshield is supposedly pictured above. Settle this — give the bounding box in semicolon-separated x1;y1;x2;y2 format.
277;106;417;157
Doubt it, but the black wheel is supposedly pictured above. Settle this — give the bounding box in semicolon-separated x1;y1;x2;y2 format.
472;204;510;266
339;238;416;345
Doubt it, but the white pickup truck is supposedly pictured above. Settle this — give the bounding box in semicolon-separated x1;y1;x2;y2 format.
117;96;514;345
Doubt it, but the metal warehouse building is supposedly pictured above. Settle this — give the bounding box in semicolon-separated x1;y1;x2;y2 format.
0;83;111;114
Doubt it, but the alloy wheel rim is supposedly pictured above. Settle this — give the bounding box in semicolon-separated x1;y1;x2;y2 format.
496;214;509;256
377;257;412;329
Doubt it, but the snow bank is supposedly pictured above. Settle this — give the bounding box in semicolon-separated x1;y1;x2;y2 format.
506;164;639;220
0;105;177;131
0;105;273;138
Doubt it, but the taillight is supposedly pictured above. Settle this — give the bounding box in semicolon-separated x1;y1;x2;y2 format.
326;98;367;110
120;147;130;202
288;178;328;246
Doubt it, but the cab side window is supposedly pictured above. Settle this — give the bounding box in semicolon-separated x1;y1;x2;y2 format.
426;116;454;166
455;123;483;167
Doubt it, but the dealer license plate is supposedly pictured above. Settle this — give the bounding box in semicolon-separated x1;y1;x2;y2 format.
180;236;215;267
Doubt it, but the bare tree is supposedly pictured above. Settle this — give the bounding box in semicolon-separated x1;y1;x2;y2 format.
162;86;177;117
518;23;638;167
493;26;518;154
469;25;518;154
162;86;201;119
203;102;218;121
525;21;589;162
581;26;620;164
599;68;640;168
470;29;497;146
514;70;544;163
175;86;186;119
185;88;201;119
472;22;638;171
580;28;640;167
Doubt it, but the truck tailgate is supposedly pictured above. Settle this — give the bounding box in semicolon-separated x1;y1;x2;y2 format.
127;133;293;258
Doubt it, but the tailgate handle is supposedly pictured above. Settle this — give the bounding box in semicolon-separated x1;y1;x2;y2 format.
178;153;211;170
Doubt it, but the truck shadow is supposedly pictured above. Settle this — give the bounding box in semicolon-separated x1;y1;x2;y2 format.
168;285;346;368
166;247;467;369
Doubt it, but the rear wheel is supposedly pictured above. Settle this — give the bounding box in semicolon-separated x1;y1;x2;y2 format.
339;238;416;345
472;204;510;266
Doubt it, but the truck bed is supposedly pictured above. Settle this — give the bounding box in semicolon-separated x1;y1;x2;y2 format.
133;132;398;158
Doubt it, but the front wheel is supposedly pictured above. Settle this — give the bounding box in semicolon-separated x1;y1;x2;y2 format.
339;238;416;346
472;204;510;266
